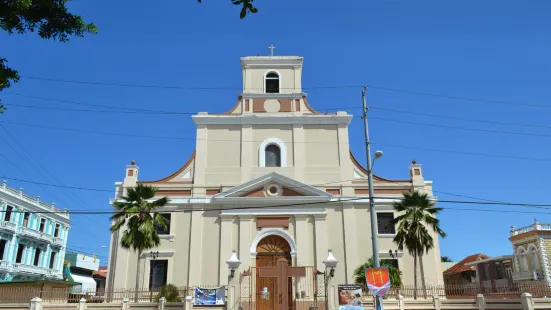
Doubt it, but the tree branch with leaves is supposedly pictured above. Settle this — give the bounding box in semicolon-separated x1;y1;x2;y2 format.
0;0;97;113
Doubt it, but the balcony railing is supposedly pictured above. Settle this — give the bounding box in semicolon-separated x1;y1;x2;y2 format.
17;226;53;242
0;221;16;233
512;269;544;281
52;237;63;246
511;220;551;236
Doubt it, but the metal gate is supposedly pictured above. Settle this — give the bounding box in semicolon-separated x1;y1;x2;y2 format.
240;267;328;310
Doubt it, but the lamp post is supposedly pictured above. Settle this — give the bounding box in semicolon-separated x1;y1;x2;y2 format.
323;250;338;279
362;86;385;310
226;251;241;280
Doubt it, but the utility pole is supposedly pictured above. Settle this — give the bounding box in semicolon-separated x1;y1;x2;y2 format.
362;86;384;310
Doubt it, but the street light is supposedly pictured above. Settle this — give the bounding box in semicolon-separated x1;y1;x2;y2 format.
362;86;386;310
323;250;338;278
226;251;241;279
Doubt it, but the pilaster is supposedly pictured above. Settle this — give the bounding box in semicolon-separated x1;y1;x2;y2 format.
538;237;550;284
337;123;354;196
219;215;234;285
193;124;208;196
313;214;328;271
241;125;253;183
341;202;359;283
292;124;305;182
294;214;310;266
187;206;204;286
238;216;254;271
7;235;16;262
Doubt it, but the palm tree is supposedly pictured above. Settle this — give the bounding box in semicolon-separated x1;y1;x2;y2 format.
441;256;453;263
392;191;446;299
110;184;170;302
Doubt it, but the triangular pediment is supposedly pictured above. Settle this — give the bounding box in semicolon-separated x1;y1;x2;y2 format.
213;173;332;201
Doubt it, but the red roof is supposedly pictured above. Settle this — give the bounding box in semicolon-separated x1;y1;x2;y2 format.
94;266;108;278
443;253;490;276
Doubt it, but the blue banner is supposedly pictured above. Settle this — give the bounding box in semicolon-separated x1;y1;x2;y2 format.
194;287;225;305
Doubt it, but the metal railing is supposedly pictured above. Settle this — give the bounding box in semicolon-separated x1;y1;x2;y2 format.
512;269;544;281
511;221;551;236
362;283;551;299
52;237;64;245
17;226;53;242
0;221;16;232
0;182;68;218
0;285;222;303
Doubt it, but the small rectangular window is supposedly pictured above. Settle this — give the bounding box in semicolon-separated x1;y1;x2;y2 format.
377;213;396;234
15;244;25;263
33;248;41;266
0;240;6;260
23;212;30;227
49;252;57;269
39;218;46;233
155;214;171;235
54;224;60;237
4;206;13;222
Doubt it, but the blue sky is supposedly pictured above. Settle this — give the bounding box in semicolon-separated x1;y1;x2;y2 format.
1;0;551;264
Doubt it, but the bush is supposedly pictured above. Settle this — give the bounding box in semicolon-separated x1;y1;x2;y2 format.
155;284;182;302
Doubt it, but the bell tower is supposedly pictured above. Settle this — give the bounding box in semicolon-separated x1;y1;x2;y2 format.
238;51;309;114
241;55;303;95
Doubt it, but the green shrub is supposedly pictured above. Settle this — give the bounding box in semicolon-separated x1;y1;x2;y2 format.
155;284;182;302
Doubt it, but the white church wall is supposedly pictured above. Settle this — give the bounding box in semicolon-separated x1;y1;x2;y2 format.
303;124;340;168
206;125;241;167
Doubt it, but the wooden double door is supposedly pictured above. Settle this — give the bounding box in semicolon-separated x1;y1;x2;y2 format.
256;254;293;310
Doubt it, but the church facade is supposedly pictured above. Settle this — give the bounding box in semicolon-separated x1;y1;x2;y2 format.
106;54;444;306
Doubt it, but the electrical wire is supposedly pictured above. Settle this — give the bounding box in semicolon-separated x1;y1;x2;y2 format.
17;75;551;109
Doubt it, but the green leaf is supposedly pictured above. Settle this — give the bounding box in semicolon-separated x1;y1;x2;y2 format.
249;6;258;13
240;8;247;19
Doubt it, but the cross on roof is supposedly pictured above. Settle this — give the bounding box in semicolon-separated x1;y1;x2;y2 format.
268;44;276;56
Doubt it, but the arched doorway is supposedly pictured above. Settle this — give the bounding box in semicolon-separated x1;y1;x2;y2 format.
256;235;292;267
256;235;292;310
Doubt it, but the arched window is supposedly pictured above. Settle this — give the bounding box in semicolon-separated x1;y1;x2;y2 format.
265;72;280;93
517;247;528;272
265;144;281;167
529;245;541;271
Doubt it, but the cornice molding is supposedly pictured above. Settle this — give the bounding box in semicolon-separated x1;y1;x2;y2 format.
192;114;353;126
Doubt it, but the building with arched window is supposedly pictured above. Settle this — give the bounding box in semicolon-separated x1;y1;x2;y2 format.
509;219;551;283
106;53;444;308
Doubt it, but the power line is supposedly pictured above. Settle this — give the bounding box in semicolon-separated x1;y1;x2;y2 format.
0;126;107;233
2;119;549;162
372;142;551;162
0;196;551;215
17;75;551;109
370;106;551;130
6;91;551;132
19;75;361;91
367;85;551;109
3;92;349;115
4;92;195;114
371;116;551;139
1;176;113;192
3;103;195;115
